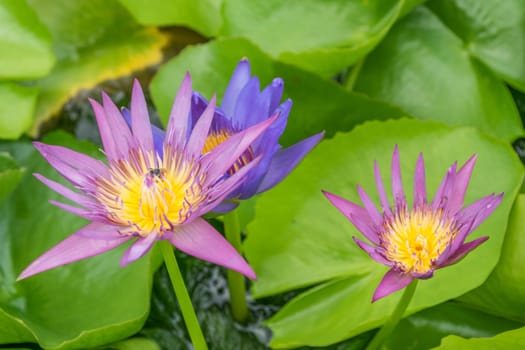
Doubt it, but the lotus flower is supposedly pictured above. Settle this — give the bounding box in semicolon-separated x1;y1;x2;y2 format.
323;146;503;301
18;75;275;280
123;59;323;212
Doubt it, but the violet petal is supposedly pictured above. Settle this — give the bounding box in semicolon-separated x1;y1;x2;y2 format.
372;269;413;302
168;217;256;279
17;223;131;280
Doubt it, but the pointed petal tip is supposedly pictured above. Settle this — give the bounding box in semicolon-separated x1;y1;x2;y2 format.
272;77;284;87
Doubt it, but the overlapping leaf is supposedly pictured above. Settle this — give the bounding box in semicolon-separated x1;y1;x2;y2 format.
459;194;525;322
354;6;524;142
244;119;523;348
434;326;525;350
0;83;39;140
220;0;404;77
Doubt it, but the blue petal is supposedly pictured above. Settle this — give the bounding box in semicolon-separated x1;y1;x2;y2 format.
256;131;324;194
222;58;252;117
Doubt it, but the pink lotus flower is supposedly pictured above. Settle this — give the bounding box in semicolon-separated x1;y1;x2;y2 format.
323;146;503;301
18;75;275;280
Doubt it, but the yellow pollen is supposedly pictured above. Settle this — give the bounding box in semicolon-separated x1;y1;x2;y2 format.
202;129;255;175
95;147;206;237
381;206;458;274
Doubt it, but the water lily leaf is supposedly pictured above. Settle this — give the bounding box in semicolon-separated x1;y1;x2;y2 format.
384;302;522;350
427;0;525;92
0;132;156;349
434;326;525;350
220;0;404;78
0;152;24;205
0;82;39;140
0;0;55;79
117;0;222;37
244;119;523;348
458;194;525;322
26;0;167;137
150;38;406;147
354;6;524;142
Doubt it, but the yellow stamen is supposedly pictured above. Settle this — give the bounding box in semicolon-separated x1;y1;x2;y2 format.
202;129;255;174
382;206;458;274
95;147;206;237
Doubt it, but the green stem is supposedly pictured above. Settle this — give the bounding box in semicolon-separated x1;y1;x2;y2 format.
224;210;250;323
344;58;365;91
160;241;208;350
365;279;418;350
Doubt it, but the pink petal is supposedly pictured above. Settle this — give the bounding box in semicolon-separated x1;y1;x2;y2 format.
391;145;407;211
413;153;426;207
168;218;256;279
203;114;277;181
357;185;382;228
448;154;477;213
131;79;154;152
120;233;158;266
197;155;263;216
102;92;134;158
432;163;457;211
165;73;192;149
34;173;92;207
353;237;392;266
33;142;108;186
372;269;414;302
17;223;131;280
322;190;380;245
374;161;392;216
186;94;217;158
443;236;489;266
89;98;118;161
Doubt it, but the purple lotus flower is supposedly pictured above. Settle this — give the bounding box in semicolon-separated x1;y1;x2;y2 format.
323;146;503;302
123;59;323;212
17;75;277;280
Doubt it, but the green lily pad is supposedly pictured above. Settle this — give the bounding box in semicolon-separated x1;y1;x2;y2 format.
0;0;55;79
117;0;222;37
428;0;525;92
26;0;167;137
0;83;39;140
385;302;522;350
244;119;523;348
150;37;406;147
220;0;404;78
354;6;524;142
434;326;525;350
0;132;156;349
459;194;525;322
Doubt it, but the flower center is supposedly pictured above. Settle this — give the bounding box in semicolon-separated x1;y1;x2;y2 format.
203;129;255;175
381;206;458;274
95;148;206;237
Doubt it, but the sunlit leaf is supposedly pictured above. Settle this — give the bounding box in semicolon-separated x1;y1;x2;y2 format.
0;82;38;140
244;119;523;348
150;38;406;147
117;0;222;37
0;0;55;79
26;0;168;137
0;132;156;349
220;0;404;77
354;6;524;142
434;326;525;350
